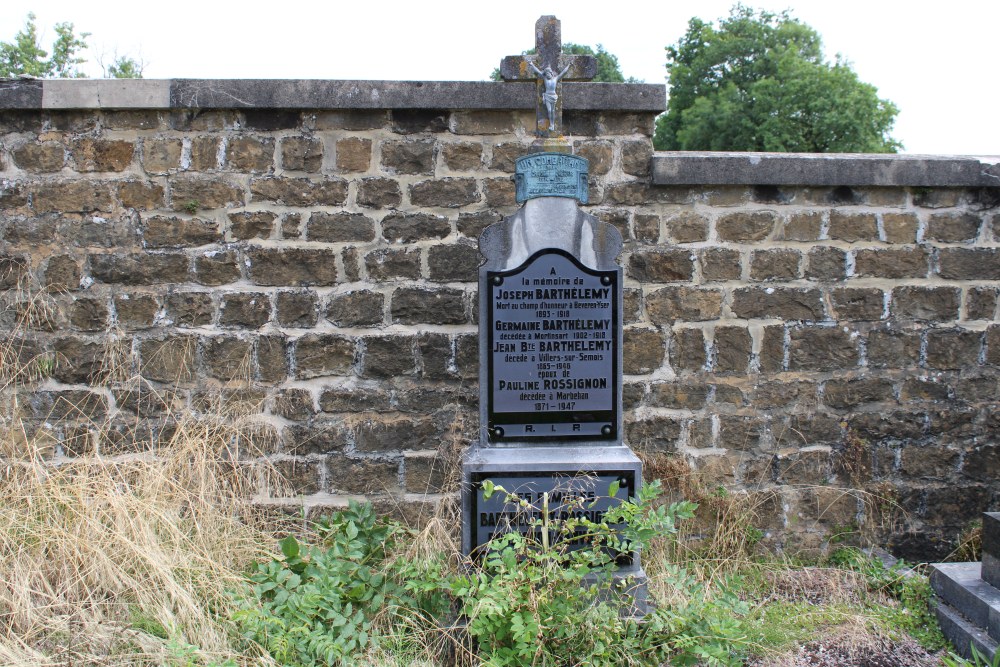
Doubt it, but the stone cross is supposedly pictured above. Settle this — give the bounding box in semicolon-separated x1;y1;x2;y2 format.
500;16;597;137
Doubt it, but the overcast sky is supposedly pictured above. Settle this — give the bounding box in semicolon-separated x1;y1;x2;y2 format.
3;0;997;155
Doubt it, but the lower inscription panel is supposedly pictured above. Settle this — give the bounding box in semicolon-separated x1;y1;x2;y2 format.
469;470;635;560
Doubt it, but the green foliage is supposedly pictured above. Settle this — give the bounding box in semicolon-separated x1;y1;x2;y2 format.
233;485;748;666
941;646;1000;667
655;5;900;153
444;480;744;666
105;54;143;79
490;43;641;83
232;501;449;666
0;13;89;78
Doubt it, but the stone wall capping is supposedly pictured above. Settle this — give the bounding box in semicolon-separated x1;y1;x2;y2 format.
654;152;1000;188
0;78;666;112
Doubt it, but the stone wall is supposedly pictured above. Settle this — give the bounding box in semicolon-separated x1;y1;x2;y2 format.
1;79;998;559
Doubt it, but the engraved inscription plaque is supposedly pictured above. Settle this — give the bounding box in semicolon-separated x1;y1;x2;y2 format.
514;153;589;204
487;248;618;441
470;470;635;559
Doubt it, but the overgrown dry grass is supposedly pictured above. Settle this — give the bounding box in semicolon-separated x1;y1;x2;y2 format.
0;285;287;665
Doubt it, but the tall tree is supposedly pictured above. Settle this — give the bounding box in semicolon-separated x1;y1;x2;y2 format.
655;5;900;153
0;13;89;78
491;43;641;83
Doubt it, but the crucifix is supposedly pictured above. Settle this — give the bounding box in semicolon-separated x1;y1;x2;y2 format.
500;16;597;137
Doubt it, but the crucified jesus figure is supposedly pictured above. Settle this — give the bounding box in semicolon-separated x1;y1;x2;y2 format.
528;59;571;132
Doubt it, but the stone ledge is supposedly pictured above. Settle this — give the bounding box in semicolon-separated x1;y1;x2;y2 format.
653;152;1000;187
0;78;665;112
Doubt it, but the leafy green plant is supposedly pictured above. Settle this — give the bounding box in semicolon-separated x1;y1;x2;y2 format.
453;479;747;666
941;646;1000;667
183;200;200;214
232;501;449;666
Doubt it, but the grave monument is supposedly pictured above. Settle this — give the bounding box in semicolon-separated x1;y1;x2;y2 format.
461;16;646;601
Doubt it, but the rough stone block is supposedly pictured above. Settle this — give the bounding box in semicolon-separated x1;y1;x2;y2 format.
789;326;859;371
249;176;347;206
646;286;722;323
573;140;613;175
283;421;348;455
114;293;158;329
428;243;480;282
391;287;466;324
382;212;450;243
353;415;437;452
276;291;318;327
257;334;288;382
51;337;105;384
938;248;1000;280
362;335;416;378
828;211;878;242
194;249;241;286
442;142;483;171
823;378;895;409
626;415;682;452
927;212;982;243
328;457;400;494
891;286;960;321
627;249;694;282
219;292;270;329
356;177;401;208
336;137;371;172
142;138;182;174
71;139;134;172
670;326;706;373
714;326;751;373
33;181;114;213
170;176;243;211
404;454;451;493
453;110;516;134
490;142;528;172
867;327;922;368
142;216;220;248
280;136;323;172
43;255;81;291
203;335;254;381
805;246;846;281
294;334;356;379
749;249;801;281
854;248;929;279
483;177;516;208
89;253;189;285
781;211;822;241
319;386;391;413
621;139;653;177
245;247;338;286
409;178;479;208
139;336;197;382
306;212;376;243
381;139;435;174
228;211;275;240
13;141;65;172
225;136;274;172
699;248;741;281
325;290;385;327
365;248;421;281
165;292;214;327
189;136;220;171
623;327;664;374
716;211;776;241
925;328;981;370
731;287;825;321
830;287;885;321
966;287;998;320
118;180;164;210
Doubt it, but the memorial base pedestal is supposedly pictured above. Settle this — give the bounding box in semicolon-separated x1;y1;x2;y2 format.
461;443;648;614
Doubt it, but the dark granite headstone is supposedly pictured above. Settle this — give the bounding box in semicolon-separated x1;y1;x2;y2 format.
462;16;644;604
